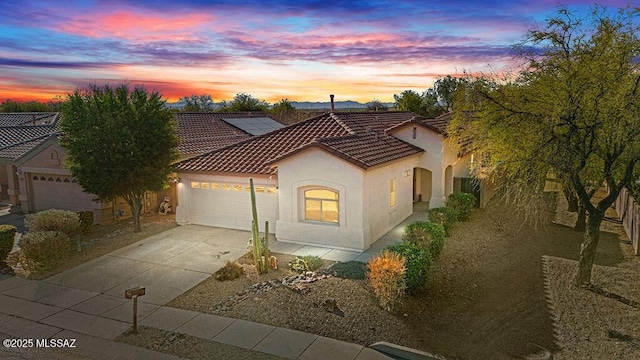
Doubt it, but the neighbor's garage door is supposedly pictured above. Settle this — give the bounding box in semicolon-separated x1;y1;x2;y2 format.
186;179;278;232
30;174;96;212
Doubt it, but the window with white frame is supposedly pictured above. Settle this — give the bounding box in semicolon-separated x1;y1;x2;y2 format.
304;188;339;224
390;178;397;207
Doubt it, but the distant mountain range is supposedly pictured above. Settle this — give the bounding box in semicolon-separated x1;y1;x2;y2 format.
289;100;393;110
166;100;394;110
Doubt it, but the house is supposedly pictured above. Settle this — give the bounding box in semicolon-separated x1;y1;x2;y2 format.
1;111;279;223
174;111;476;251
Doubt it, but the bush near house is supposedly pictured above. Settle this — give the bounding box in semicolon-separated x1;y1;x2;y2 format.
19;231;74;274
427;206;456;236
402;221;446;259
386;241;432;294
367;250;407;312
0;225;17;263
446;192;476;221
25;209;80;238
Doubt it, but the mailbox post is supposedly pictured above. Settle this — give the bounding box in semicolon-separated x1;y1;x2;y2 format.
125;287;146;334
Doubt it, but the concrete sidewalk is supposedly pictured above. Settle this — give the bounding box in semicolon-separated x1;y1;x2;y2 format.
0;221;413;359
0;274;391;359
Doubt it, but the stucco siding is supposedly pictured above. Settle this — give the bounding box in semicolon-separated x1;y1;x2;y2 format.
274;148;367;250
362;156;418;247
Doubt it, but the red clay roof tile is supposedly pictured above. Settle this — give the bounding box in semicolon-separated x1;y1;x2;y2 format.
175;111;429;175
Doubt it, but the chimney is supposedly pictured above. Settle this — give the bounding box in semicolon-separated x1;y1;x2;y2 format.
330;94;335;113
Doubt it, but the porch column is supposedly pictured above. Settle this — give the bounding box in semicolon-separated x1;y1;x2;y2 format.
429;166;445;208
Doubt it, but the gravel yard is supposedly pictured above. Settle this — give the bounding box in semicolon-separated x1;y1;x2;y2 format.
162;194;640;359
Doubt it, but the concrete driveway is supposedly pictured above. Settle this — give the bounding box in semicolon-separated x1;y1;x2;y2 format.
44;225;251;306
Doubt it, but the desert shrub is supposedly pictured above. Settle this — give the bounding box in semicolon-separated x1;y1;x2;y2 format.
19;231;74;274
402;221;445;258
330;261;367;280
386;241;432;294
288;255;324;273
367;250;406;311
215;261;244;281
25;209;80;238
76;211;94;235
289;257;308;273
427;227;446;260
427;206;456;236
446;192;476;221
0;225;17;263
300;255;324;271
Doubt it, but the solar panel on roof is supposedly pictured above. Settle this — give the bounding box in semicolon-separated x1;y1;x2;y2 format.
221;117;284;136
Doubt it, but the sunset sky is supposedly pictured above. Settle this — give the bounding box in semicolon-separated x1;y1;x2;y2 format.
0;1;633;104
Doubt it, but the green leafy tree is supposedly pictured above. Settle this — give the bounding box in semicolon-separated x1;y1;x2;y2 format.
271;98;295;114
393;89;443;117
0;99;52;112
220;93;269;112
366;99;389;111
393;90;425;114
451;6;640;286
179;94;216;112
434;75;469;111
60;84;179;233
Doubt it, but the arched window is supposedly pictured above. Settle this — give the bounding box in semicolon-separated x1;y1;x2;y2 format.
304;189;339;224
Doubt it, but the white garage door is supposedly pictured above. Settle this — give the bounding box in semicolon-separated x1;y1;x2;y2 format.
31;174;97;212
186;179;278;232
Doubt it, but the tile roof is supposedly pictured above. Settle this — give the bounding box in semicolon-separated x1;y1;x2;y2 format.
0;113;59;127
0;136;55;160
0;113;60;161
176;112;278;155
175;111;426;175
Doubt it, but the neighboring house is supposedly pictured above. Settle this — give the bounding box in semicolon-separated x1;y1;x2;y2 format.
174;111;477;251
1;112;278;223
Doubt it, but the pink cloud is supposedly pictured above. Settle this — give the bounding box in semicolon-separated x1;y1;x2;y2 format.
57;10;214;41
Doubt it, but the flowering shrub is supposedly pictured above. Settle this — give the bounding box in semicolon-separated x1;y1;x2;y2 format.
367;250;407;311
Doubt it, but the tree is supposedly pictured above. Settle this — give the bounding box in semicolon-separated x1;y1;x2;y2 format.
434;75;468;111
220;93;269;112
451;6;640;286
179;94;216;112
60;84;179;233
0;99;52;112
271;98;295;113
393;90;426;114
393;89;444;117
366;99;389;111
